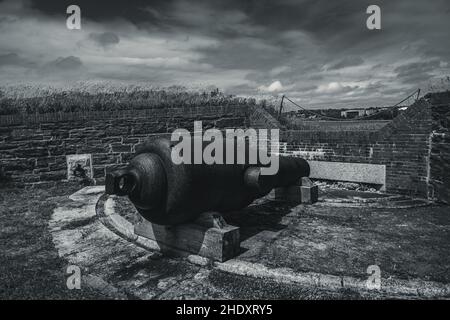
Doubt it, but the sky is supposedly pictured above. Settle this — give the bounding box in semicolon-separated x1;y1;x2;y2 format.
0;0;449;109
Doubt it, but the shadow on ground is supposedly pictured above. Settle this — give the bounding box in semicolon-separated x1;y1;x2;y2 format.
0;182;107;299
113;189;450;284
234;198;450;284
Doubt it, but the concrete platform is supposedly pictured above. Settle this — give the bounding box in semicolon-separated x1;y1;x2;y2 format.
134;214;240;262
308;161;386;190
48;186;450;299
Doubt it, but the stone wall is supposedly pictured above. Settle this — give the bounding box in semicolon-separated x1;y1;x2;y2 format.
427;92;450;203
278;100;433;197
0;105;249;185
1;94;448;202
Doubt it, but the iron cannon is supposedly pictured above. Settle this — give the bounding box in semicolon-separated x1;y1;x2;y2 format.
105;136;310;225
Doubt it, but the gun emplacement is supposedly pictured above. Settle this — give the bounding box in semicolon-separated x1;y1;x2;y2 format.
105;136;310;225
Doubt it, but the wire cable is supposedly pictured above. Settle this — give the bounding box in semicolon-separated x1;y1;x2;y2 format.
281;89;420;121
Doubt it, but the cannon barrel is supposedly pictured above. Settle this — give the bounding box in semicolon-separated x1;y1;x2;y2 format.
105;137;310;225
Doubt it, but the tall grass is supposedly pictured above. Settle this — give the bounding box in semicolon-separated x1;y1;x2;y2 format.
0;81;258;115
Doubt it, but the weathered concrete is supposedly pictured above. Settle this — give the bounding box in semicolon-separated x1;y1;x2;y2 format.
47;186;450;299
48;187;366;299
134;214;240;262
301;185;319;204
273;185;319;204
308;161;386;190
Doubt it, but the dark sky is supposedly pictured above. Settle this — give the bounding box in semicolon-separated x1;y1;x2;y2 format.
0;0;449;108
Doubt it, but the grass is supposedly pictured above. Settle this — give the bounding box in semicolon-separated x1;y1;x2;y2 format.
0;82;259;115
0;182;107;299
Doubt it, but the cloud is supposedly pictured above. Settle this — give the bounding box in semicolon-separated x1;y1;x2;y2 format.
394;60;441;83
316;82;358;94
327;56;364;70
258;80;284;93
46;56;83;70
269;66;291;76
88;32;120;47
0;0;449;108
37;56;85;78
0;52;31;67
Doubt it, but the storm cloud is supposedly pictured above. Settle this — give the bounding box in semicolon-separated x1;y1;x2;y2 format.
0;0;449;108
0;53;28;66
89;32;120;47
394;60;442;83
328;56;365;70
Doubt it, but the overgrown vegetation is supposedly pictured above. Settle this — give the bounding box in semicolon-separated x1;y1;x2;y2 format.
0;83;258;115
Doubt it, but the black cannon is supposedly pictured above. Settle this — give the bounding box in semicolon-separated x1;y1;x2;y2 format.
105;136;310;225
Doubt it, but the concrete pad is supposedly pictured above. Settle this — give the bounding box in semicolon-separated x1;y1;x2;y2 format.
134;219;240;262
47;186;450;299
301;185;319;204
223;196;450;298
69;185;105;202
308;161;386;190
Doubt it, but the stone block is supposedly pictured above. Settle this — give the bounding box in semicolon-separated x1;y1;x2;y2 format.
301;177;314;187
300;185;319;204
111;143;131;153
134;212;240;262
273;176;318;204
308;160;386;190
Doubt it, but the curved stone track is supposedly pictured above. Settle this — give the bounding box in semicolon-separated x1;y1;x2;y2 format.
50;187;377;299
49;188;224;299
49;187;449;299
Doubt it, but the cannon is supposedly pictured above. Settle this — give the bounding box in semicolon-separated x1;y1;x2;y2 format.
105;136;310;225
